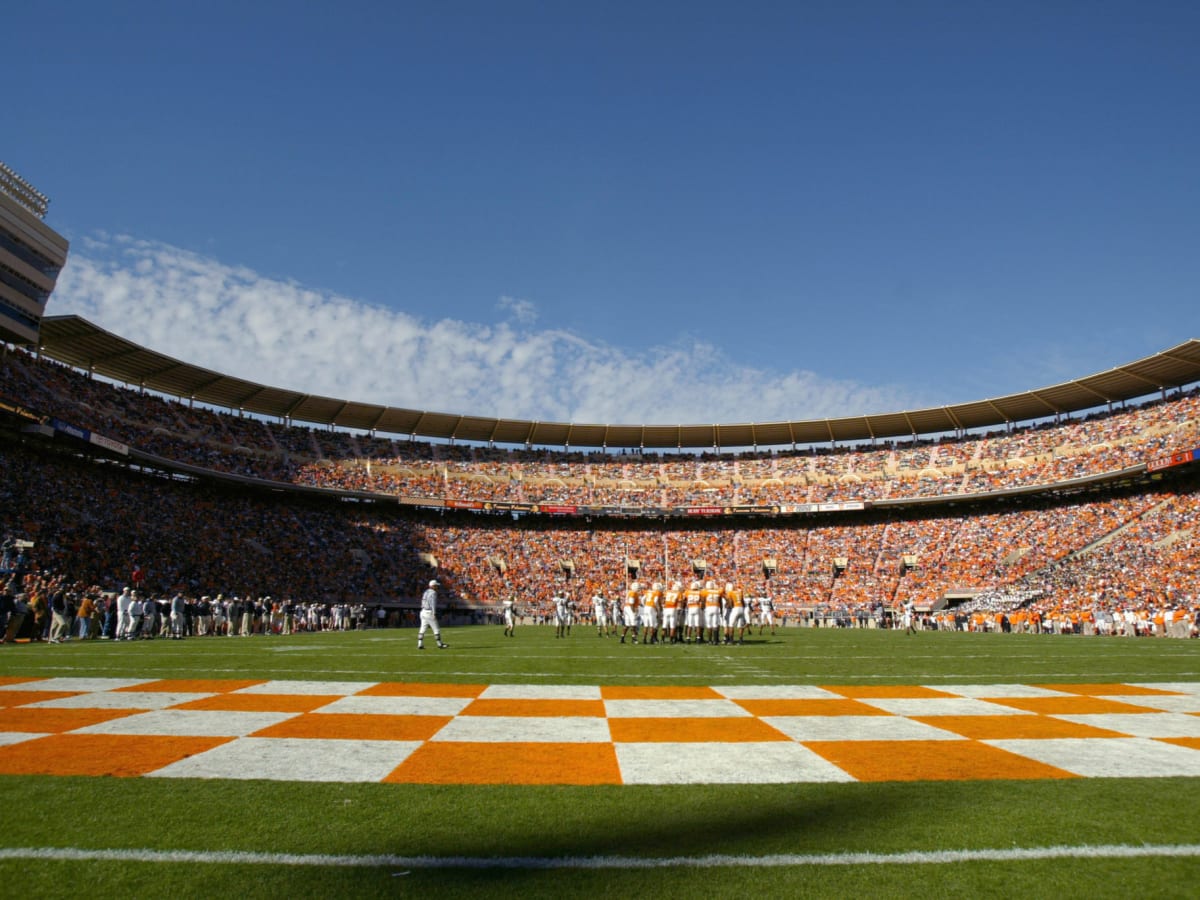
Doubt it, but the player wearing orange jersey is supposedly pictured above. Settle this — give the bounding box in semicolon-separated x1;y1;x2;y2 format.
620;581;641;644
724;582;747;644
661;581;682;643
701;580;722;644
684;580;703;643
640;582;662;644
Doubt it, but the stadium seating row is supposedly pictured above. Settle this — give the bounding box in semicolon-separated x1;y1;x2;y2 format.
3;346;1199;506
0;428;1196;632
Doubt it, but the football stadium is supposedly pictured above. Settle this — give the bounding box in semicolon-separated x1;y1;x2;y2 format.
0;163;1198;897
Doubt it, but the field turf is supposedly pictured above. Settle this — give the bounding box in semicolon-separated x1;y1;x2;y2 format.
1;625;1197;898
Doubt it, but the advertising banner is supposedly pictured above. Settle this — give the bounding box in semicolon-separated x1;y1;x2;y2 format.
1147;449;1198;472
89;433;130;456
48;417;89;442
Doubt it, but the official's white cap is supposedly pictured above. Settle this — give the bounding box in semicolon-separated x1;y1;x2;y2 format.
429;580;439;587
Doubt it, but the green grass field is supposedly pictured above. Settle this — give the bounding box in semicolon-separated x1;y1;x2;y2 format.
1;626;1198;898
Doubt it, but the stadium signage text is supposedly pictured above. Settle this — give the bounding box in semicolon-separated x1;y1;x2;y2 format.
783;501;867;514
398;496;442;507
48;417;89;442
42;416;130;456
89;433;130;456
1147;447;1200;472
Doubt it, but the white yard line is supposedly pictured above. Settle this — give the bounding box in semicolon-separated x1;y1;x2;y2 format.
14;664;1200;682
2;844;1198;870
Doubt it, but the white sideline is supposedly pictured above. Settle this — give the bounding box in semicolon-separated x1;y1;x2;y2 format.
2;844;1199;870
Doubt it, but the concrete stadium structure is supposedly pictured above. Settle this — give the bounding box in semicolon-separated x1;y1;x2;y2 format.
35;315;1200;452
0;163;69;346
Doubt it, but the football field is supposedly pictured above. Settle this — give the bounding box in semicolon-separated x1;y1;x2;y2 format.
1;626;1197;897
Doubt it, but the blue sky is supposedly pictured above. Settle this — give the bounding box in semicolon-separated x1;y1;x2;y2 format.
7;1;1199;432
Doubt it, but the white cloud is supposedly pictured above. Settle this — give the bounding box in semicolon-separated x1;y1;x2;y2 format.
51;235;918;431
497;295;538;325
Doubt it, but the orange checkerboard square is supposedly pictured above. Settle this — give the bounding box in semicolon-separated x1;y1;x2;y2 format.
601;686;723;700
386;741;621;785
912;715;1127;741
805;739;1078;782
116;679;265;693
984;697;1161;716
1159;737;1200;752
173;693;340;713
0;677;1191;786
821;685;958;699
1031;683;1185;697
359;682;486;698
0;706;138;734
252;713;451;741
734;698;893;718
0;733;232;777
462;698;605;717
609;716;789;743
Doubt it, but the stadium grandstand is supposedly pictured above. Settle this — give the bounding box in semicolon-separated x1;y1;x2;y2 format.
1;316;1198;642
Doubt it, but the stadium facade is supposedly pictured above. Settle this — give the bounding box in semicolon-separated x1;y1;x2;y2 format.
33;315;1200;453
0;163;69;346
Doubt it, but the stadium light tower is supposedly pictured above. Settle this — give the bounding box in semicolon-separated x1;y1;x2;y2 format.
0;162;69;345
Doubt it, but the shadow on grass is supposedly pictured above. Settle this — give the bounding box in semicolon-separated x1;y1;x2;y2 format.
4;775;1200;898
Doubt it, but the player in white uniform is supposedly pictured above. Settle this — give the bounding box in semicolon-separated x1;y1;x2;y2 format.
502;595;516;637
592;591;607;636
554;591;570;638
212;594;227;635
115;587;133;640
757;594;776;635
417;580;448;650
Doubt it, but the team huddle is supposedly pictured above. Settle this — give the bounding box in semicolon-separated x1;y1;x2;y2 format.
518;580;776;645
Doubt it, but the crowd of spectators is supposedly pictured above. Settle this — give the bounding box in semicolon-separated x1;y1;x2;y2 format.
0;428;1196;640
0;343;1196;640
0;565;413;644
3;346;1200;510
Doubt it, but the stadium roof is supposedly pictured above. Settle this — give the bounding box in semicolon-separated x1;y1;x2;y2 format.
36;315;1200;450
